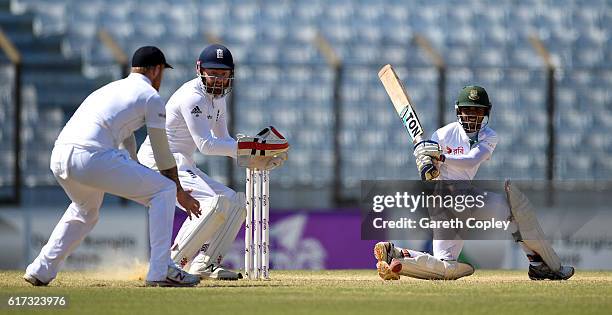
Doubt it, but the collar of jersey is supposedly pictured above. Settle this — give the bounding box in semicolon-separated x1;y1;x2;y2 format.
128;72;152;85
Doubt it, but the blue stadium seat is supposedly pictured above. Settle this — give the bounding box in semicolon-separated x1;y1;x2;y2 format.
574;36;606;67
444;45;473;67
258;21;288;43
474;48;507;68
348;44;380;63
5;0;611;190
225;23;257;44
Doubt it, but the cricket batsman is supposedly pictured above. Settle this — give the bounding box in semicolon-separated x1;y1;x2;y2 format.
137;44;289;280
374;85;575;281
24;46;202;287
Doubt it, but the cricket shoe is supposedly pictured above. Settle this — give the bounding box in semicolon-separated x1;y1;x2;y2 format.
145;265;201;287
528;264;574;280
373;242;403;265
376;260;401;280
23;273;48;286
197;265;242;281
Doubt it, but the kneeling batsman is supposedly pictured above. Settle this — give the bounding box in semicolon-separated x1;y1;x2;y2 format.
170;126;288;279
374;141;573;281
375;85;573;281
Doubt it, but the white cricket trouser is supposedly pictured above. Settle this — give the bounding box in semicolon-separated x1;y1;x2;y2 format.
26;144;177;283
433;190;511;260
174;165;244;273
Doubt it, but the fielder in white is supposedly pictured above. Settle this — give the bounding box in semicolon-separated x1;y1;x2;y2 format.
138;44;288;280
375;85;574;281
24;46;202;287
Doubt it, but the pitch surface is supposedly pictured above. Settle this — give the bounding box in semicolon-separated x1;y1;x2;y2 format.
1;270;611;314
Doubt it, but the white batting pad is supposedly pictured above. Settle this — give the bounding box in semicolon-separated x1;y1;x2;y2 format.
171;195;231;269
505;180;561;271
397;254;474;280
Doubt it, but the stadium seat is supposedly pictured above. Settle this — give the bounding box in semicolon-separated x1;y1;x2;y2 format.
2;0;610;194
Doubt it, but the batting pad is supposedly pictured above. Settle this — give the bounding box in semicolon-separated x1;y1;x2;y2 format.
189;193;247;274
171;195;230;269
505;180;561;271
397;254;474;280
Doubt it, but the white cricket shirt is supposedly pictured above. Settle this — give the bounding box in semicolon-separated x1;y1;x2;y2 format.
138;78;237;170
55;73;166;149
431;122;498;180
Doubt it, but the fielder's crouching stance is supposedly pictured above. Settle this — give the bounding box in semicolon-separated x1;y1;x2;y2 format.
138;44;289;280
375;86;574;281
25;47;202;287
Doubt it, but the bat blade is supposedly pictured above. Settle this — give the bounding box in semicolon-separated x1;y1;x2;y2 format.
378;64;425;143
379;64;439;180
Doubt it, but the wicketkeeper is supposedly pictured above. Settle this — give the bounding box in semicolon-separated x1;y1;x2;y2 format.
138;44;289;280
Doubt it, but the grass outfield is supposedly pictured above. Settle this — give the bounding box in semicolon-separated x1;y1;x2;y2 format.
1;270;611;315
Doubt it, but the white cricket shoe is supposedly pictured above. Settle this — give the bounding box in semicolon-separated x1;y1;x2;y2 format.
196;265;242;281
145;265;201;287
23;273;48;286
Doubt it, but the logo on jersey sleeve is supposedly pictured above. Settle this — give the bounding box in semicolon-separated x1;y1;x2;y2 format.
483;141;495;150
185;169;197;178
191;106;202;117
446;146;465;155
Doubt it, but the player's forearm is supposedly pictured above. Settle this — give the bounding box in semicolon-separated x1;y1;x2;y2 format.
442;147;490;169
148;127;181;188
159;166;184;192
196;136;238;158
150;127;184;192
183;107;237;157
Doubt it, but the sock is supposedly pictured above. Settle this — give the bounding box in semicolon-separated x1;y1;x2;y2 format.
401;249;426;258
518;241;543;267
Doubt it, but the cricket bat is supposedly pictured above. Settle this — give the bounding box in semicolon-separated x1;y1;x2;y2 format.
378;64;439;179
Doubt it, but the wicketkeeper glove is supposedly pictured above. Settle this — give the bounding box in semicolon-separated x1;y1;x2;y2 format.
237;126;290;170
240;152;288;171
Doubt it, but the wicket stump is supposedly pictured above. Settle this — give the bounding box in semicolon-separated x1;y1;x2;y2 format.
245;168;270;280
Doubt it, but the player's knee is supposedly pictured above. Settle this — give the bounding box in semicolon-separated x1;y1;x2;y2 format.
87;213;100;226
160;184;176;204
158;177;177;197
217;186;237;199
67;202;100;224
223;192;244;212
232;192;245;210
149;178;176;208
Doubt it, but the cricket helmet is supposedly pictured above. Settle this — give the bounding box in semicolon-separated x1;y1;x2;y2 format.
196;44;234;98
454;85;492;133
